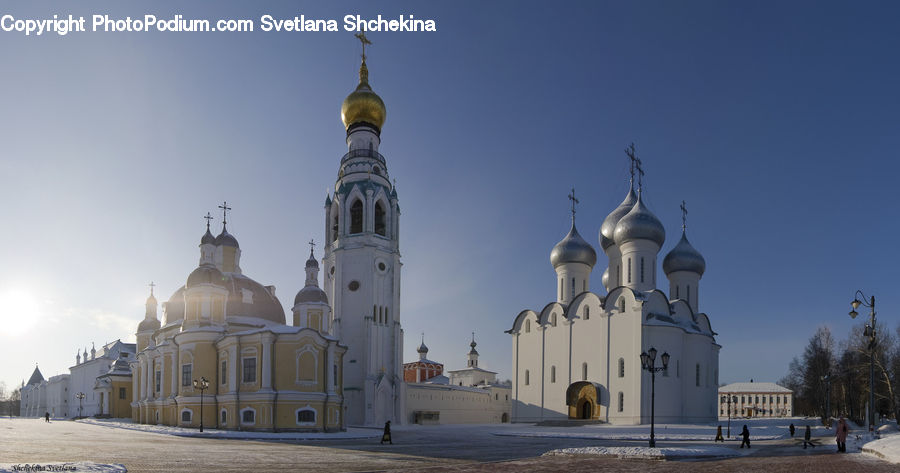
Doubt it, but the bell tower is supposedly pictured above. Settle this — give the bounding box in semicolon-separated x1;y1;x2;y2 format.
323;33;404;426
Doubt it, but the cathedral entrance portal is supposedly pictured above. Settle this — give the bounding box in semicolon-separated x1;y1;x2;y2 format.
566;381;602;420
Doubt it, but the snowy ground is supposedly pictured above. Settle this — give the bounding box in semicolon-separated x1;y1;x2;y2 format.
862;425;900;463
545;445;744;459
76;417;381;440
0;463;126;473
495;416;830;441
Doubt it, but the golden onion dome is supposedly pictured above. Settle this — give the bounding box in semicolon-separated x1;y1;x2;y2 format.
341;61;386;131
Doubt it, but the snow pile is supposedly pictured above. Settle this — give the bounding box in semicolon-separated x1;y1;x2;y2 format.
495;418;826;441
862;432;900;463
77;418;380;440
545;445;741;459
0;463;126;473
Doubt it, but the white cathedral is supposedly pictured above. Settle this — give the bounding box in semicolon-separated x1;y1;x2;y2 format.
508;157;720;424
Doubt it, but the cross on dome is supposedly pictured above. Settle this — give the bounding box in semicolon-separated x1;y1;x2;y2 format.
568;187;579;222
308;239;316;257
355;31;373;62
203;212;213;231
625;143;645;191
218;201;232;229
680;200;688;231
149;281;155;296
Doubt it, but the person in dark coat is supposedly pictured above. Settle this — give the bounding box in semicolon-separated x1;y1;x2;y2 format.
789;423;795;437
44;412;50;423
740;425;750;448
715;425;724;442
803;424;814;449
381;420;392;445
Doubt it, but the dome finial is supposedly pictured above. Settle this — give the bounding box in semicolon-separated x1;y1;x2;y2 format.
355;32;372;84
568;187;579;224
218;201;231;232
308;238;316;259
680;200;688;232
149;281;155;297
204;212;213;232
625;142;645;192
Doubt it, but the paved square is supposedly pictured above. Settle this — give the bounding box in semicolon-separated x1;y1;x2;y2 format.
2;418;897;472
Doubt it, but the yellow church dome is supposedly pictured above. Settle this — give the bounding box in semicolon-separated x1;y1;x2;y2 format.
341;61;386;131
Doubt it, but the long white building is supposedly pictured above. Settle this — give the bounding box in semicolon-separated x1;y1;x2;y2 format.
508;157;720;425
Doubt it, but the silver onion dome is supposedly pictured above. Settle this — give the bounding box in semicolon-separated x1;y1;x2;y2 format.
201;228;216;245
550;222;597;268
601;267;609;289
305;252;319;269
600;188;637;250
613;193;665;247
215;229;239;248
417;340;428;354
663;232;706;276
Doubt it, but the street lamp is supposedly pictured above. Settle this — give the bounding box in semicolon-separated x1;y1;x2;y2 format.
849;290;876;431
192;377;209;432
822;374;831;425
726;394;737;437
640;347;669;448
75;392;85;418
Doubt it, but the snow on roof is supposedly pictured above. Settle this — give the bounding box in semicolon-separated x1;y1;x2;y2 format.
446;366;497;374
719;382;791;393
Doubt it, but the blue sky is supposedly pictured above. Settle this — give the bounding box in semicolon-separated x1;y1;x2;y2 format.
1;0;898;391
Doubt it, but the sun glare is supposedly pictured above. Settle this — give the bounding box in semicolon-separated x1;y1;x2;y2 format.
0;288;41;336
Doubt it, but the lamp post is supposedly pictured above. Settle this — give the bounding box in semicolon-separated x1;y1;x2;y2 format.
192;377;209;432
822;374;831;425
849;291;876;430
640;347;670;448
727;394;737;437
75;392;85;418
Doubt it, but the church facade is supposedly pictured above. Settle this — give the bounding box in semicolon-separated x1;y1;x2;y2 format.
129;39;404;430
322;48;405;426
508;156;720;425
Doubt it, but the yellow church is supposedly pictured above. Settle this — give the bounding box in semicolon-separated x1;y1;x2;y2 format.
131;216;347;431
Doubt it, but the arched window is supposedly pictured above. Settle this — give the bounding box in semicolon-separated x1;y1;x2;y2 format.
571;278;575;299
375;201;386;236
584;307;590;320
298;350;316;382
640;257;645;283
551;313;557;327
695;364;701;387
617;392;624;412
241;408;255;424
676;285;679;299
525;319;530;333
350;199;363;234
582;362;588;381
550;366;556;383
618;358;625;378
524;370;530;385
687;284;691;304
181;410;191;422
332;213;339;241
297;408;316;424
220;410;227;425
627;258;632;283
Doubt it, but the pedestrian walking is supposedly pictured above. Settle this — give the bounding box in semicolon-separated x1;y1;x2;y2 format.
803;424;814;449
740;425;750;448
835;417;848;453
715;425;724;442
789;423;795;437
381;420;392;445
